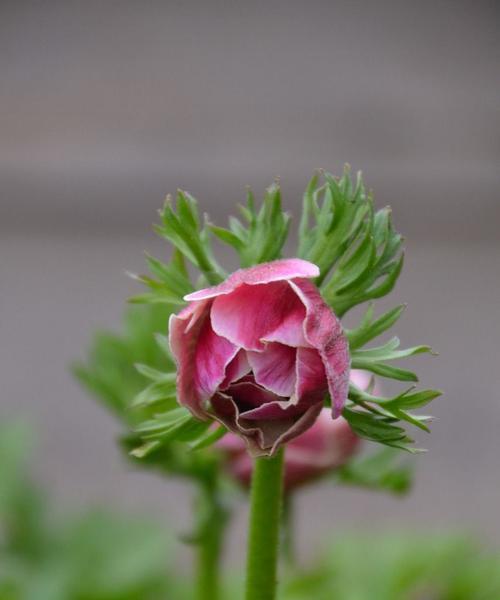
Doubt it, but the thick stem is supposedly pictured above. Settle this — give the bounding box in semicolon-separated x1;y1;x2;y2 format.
194;479;229;600
245;448;285;600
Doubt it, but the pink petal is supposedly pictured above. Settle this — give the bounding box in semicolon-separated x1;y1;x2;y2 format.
169;300;238;419
295;347;328;403
218;411;360;490
215;431;247;455
241;401;312;421
289;279;350;417
210;281;306;351
220;350;251;389
194;315;239;398
226;380;278;411
184;258;319;301
247;343;297;397
350;369;382;395
210;392;322;457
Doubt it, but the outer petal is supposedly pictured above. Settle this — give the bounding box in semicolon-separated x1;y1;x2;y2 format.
289;279;350;417
294;347;328;404
210;281;307;351
247;343;297;397
169;299;238;419
184;258;319;302
210;392;322;457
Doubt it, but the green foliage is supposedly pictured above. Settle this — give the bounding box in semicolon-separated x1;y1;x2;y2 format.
298;167;403;318
3;422;499;600
209;182;291;267
342;301;441;451
73;304;172;420
0;423;181;600
155;191;225;285
74;304;224;478
128;250;193;306
335;448;413;495
280;534;500;600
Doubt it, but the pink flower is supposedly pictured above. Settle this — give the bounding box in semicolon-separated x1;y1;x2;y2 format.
219;410;360;490
218;370;371;490
169;259;350;456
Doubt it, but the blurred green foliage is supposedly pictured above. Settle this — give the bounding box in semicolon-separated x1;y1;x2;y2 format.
0;422;183;600
280;534;500;600
1;421;499;599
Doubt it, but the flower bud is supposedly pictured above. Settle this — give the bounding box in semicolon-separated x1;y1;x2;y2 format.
169;259;350;456
217;371;373;491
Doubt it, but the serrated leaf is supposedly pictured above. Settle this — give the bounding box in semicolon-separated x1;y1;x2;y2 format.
210;180;291;267
352;342;433;361
156;193;225;285
337;448;414;495
343;411;415;453
347;304;406;350
351;360;418;382
189;426;227;451
208;224;245;250
134;364;176;382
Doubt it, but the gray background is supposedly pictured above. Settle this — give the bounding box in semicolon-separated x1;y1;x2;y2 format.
1;0;499;561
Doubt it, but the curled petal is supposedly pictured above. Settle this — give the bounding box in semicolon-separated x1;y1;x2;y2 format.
184;258;319;302
225;380;279;411
247;343;297;397
289;279;350;417
220;350;251;389
210;392;322;457
218;410;361;490
210;281;306;351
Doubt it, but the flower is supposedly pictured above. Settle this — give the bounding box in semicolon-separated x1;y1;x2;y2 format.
169;259;350;456
218;370;372;490
219;410;359;490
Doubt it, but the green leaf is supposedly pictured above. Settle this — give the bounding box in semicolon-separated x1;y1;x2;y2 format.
342;407;418;451
155;192;225;285
209;180;291;267
189;426;227;451
346;304;406;350
131;380;177;409
337;448;414;495
351;360;419;382
347;384;441;437
298;167;404;317
134;364;175;383
73;304;173;422
128;249;193;306
351;337;434;382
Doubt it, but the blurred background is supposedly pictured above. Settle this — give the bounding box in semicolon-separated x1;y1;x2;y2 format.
1;0;499;573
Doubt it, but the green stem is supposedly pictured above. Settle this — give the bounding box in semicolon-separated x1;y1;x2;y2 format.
245;448;285;600
194;478;229;600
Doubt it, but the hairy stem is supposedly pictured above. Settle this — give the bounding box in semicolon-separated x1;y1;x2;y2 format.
245;448;285;600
